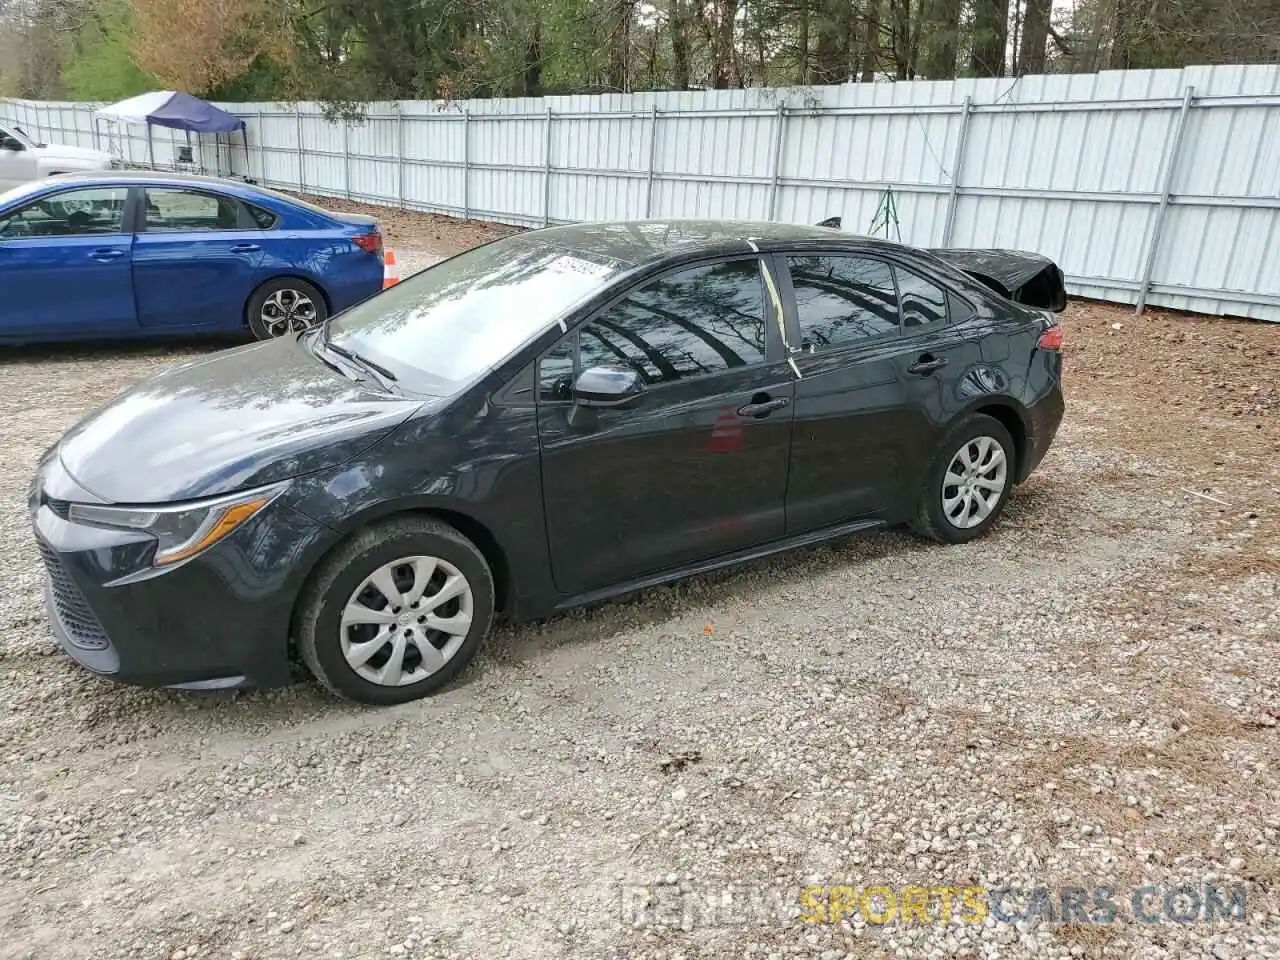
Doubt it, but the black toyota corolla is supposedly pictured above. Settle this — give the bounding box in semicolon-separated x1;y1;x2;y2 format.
31;219;1065;705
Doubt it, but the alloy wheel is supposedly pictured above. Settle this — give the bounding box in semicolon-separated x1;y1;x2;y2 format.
941;435;1008;529
260;288;319;336
339;556;474;687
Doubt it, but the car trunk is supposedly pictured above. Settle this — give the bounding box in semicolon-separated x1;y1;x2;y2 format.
929;249;1067;313
334;211;380;230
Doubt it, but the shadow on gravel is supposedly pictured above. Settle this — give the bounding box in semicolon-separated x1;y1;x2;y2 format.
45;483;1082;728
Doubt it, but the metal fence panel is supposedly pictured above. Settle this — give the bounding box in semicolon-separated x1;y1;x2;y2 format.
3;63;1279;320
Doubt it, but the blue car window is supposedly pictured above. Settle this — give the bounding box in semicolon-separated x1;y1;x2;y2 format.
0;186;128;238
143;188;242;232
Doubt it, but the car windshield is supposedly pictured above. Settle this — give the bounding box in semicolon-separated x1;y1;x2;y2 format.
328;235;626;395
0;178;60;214
6;125;37;147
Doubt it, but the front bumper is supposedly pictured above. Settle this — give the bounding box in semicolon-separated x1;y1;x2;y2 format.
31;459;337;690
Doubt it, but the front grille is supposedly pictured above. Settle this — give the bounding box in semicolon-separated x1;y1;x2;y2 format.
44;497;71;520
36;541;111;651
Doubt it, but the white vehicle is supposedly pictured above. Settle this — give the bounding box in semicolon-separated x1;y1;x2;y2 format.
0;122;118;190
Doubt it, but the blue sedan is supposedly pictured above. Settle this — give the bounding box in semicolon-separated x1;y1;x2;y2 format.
0;171;386;344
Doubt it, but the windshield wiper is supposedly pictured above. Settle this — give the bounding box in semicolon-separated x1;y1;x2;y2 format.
324;339;399;384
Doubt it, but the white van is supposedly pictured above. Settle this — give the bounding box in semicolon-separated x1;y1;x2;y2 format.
0;122;118;190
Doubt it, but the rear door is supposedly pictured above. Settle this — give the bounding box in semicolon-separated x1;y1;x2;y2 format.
0;184;136;339
884;261;987;479
778;251;932;532
537;257;795;596
131;186;266;331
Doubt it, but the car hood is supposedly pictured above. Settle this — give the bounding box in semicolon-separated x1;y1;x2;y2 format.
57;338;425;504
34;144;113;164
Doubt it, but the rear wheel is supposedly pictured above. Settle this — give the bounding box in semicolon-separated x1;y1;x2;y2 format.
247;278;327;340
911;413;1015;544
296;517;495;704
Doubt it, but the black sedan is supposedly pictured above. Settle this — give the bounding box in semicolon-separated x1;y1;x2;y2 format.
30;219;1065;705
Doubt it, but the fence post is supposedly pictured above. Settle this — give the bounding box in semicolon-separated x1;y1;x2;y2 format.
543;106;554;227
343;118;352;199
645;105;659;218
256;110;267;186
462;109;471;220
767;102;787;220
397;106;406;210
1136;85;1194;315
295;104;305;193
941;96;973;246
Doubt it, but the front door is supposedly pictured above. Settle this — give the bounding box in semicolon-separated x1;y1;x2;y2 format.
538;257;795;596
779;252;932;532
131;186;266;330
0;185;136;339
0;126;37;190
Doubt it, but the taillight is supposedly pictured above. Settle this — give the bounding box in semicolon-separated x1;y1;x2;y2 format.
1037;326;1064;351
353;232;383;255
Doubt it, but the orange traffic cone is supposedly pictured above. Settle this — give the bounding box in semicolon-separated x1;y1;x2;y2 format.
383;248;401;288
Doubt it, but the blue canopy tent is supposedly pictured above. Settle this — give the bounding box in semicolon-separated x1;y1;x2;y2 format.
93;91;249;176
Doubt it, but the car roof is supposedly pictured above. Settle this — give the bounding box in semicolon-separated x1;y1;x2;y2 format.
4;170;350;219
44;170;254;190
523;218;914;269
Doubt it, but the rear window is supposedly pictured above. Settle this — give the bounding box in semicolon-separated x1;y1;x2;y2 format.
253;186;344;216
330;235;625;395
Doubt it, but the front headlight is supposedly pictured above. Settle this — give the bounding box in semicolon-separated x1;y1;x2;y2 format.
68;482;288;566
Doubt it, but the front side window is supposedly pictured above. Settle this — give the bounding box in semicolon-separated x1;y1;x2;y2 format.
143;188;242;231
577;259;767;386
0;187;128;238
788;255;899;350
538;335;577;402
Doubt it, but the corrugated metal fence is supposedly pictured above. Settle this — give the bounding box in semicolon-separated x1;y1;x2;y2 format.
4;63;1280;321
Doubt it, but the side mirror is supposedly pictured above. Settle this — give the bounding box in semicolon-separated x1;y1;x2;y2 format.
0;137;24;152
573;364;644;408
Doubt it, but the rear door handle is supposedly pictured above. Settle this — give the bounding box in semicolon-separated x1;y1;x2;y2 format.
737;396;790;418
88;248;124;262
231;243;261;253
907;355;948;376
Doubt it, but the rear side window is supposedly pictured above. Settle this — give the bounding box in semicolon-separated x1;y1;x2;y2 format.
577;259;767;386
246;203;278;229
787;255;899;350
143;188;242;231
895;266;948;329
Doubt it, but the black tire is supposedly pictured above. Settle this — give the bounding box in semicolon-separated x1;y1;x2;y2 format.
911;413;1016;545
296;516;495;705
246;277;328;340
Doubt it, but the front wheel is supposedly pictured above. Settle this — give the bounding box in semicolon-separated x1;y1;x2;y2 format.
911;413;1015;544
296;517;495;705
247;278;328;340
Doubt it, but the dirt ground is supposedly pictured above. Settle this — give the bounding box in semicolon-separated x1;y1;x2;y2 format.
0;205;1275;960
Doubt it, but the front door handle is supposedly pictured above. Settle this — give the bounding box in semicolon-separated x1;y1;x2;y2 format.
907;354;948;376
88;248;124;262
737;396;790;419
230;243;261;253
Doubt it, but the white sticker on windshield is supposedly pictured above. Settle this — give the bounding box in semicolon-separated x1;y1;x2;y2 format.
546;255;614;278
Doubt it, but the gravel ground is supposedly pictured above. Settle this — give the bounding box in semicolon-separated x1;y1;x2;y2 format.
0;206;1276;960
